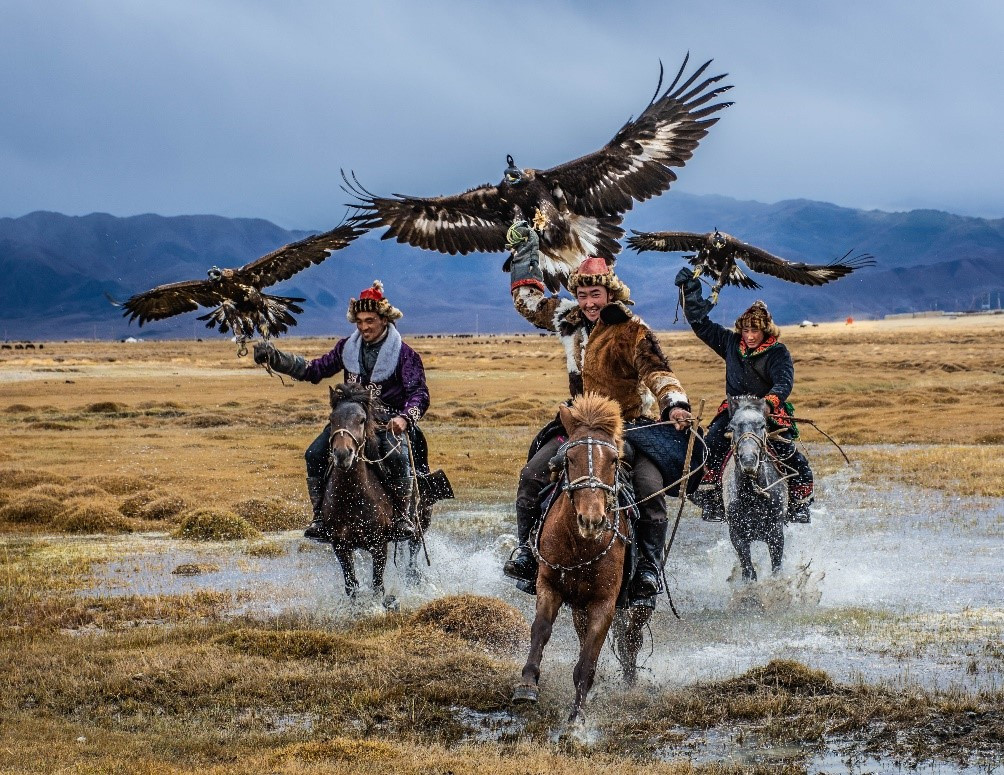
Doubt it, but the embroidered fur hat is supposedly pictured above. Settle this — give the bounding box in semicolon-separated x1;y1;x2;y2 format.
346;280;403;323
734;300;780;338
567;256;631;303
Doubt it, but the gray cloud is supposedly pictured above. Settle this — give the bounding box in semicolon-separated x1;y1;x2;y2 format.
1;0;1001;228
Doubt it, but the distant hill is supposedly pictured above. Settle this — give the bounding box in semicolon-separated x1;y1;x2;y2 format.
1;195;1002;340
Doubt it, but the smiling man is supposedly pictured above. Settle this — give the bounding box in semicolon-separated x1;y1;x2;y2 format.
504;222;700;604
253;281;431;542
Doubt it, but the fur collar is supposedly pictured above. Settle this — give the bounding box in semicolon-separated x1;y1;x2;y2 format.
342;324;402;383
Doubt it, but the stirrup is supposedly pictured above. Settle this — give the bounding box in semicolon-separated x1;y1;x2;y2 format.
304;519;330;542
503;547;537;582
631;568;660;598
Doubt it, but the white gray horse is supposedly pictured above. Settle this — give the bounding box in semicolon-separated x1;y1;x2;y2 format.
722;396;788;581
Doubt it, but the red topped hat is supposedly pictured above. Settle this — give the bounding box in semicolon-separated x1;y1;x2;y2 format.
347;280;403;323
567;256;631;303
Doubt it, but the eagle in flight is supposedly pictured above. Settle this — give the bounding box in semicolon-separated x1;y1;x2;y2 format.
345;54;733;291
627;228;876;303
113;222;362;350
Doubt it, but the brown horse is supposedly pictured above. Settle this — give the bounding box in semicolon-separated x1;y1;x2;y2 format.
512;392;648;723
324;383;429;608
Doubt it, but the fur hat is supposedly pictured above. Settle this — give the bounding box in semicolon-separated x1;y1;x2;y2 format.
346;280;403;323
734;300;780;339
567;257;631;303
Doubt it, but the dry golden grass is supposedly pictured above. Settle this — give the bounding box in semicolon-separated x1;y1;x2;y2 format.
1;319;1004;771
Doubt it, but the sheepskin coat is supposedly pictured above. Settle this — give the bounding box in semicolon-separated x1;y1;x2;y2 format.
513;286;689;421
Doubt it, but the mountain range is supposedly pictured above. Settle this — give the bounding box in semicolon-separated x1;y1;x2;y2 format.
1;194;1002;340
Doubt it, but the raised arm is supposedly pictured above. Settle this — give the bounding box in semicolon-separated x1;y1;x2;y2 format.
674;267;733;359
507;221;564;332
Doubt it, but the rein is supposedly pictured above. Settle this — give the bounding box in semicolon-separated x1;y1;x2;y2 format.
731;422;797;496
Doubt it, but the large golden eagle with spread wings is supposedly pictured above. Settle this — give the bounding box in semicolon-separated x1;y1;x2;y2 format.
112;222;362;348
345;54;733;291
627;228;876;303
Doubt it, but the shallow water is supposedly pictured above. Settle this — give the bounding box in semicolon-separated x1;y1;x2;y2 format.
87;468;1004;696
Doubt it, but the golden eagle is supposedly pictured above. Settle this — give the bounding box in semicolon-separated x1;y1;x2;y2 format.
112;222;362;349
344;54;733;291
627;228;875;303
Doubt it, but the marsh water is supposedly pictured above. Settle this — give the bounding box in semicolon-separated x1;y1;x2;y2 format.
84;461;1004;771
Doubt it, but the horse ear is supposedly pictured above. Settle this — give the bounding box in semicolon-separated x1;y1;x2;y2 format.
329;385;338;406
558;403;574;436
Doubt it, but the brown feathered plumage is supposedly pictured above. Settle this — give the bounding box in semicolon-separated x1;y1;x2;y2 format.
114;222;363;340
627;228;875;299
345;54;733;292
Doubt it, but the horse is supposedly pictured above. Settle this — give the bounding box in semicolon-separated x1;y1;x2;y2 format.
323;382;430;608
722;395;789;582
512;392;648;723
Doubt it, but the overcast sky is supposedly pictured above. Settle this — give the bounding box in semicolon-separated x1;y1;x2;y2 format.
2;1;1001;229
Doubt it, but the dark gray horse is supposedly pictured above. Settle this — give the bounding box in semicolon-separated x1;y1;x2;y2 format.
722;396;788;581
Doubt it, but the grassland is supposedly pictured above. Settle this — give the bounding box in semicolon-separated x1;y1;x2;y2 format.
2;315;1004;772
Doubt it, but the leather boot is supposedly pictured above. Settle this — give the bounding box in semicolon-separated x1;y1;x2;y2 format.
503;505;539;582
389;482;417;541
691;486;725;522
787;496;813;523
303;476;329;541
631;519;669;599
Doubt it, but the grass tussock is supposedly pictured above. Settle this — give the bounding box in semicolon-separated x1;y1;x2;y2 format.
84;401;127;413
232;496;306;531
852;444;1004;497
118;490;159;517
80;473;152;495
39;590;231;630
410;594;529;656
172;562;220;575
5;403;34;413
58;500;136;534
245;540;287;558
0;493;64;524
0;466;68;490
173;508;261;541
177;412;233;428
137;495;188;521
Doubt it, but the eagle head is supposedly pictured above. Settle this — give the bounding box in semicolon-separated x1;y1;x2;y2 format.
207;266;224;282
502;154;525;185
710;229;727;250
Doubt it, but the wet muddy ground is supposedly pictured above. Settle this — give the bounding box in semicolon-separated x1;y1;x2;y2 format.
82;462;1004;771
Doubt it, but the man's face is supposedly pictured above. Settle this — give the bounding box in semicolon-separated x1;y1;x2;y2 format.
356;311;388;343
741;325;765;349
575;286;609;322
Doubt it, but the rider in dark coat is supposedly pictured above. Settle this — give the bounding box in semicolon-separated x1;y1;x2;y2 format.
675;267;813;522
254;281;431;541
505;223;698;602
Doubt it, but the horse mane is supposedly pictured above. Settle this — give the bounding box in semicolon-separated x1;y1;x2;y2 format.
567;392;623;445
729;395;768;421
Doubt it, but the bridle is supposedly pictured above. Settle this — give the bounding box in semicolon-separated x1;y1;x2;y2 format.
534;434;629;573
326;400;401;472
730;411;794;495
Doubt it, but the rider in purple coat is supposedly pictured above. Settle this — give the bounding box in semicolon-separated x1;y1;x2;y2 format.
254;281;430;541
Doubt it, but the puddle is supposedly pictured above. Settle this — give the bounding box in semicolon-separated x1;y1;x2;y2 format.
450;705;526;742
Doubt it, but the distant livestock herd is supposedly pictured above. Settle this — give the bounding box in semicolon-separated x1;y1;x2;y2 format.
0;342;43;350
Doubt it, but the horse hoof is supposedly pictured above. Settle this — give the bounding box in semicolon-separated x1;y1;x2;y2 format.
382;595;399;612
511;684;538;704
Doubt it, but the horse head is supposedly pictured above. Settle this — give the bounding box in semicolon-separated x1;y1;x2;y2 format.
558;393;622;540
328;383;374;469
728;395;769;477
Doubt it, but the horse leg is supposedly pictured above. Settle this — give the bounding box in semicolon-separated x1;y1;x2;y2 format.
569;597;617;723
333;547;360;600
728;521;756;582
513;585;562;704
371;543;397;610
404;537;422;587
766;518;785;576
615;606;653;686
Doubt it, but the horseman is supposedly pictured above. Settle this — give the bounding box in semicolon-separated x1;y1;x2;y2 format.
674;267;813;523
504;222;699;602
253;280;431;541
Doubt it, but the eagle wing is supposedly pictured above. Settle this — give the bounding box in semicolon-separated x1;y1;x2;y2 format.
538;55;733;218
726;237;877;286
345;173;508;255
626;230;709;254
235;221;364;287
117;280;226;326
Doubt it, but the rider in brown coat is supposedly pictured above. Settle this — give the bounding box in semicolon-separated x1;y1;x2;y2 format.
504;222;696;600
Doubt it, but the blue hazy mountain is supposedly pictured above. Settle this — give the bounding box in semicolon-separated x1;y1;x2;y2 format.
1;194;1002;340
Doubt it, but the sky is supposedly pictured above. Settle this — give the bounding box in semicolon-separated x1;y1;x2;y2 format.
2;1;1002;229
